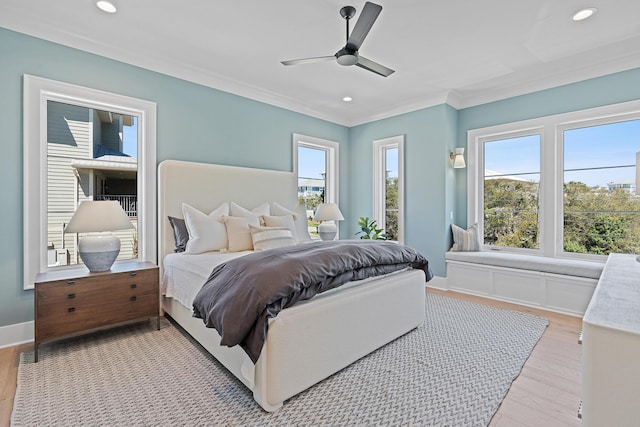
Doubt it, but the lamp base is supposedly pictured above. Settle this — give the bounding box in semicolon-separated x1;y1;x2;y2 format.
78;233;121;272
317;221;337;241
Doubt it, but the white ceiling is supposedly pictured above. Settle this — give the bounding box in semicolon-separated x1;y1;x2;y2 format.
2;0;640;126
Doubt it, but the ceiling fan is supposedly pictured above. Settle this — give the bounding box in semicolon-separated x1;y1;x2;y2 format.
281;2;394;77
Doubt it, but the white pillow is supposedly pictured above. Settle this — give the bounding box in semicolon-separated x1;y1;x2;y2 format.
249;225;296;251
224;216;260;252
230;202;270;222
271;202;312;242
451;223;482;252
260;214;297;241
182;202;229;254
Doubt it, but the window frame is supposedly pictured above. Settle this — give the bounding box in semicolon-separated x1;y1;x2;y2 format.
373;135;404;243
292;133;340;236
23;75;157;290
468;100;640;260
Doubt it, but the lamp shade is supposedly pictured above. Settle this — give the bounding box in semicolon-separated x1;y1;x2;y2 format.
453;148;466;168
313;203;344;222
65;200;134;233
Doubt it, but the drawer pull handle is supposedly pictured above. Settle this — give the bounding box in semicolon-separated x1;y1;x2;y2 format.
67;280;76;285
68;307;76;313
130;272;137;277
130;284;137;289
67;293;76;299
130;296;137;302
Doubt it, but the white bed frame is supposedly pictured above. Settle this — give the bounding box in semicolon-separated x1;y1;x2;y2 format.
158;159;427;412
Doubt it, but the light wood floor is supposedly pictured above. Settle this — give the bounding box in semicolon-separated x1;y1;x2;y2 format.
0;289;582;427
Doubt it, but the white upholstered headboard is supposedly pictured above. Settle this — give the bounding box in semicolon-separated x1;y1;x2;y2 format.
157;160;298;268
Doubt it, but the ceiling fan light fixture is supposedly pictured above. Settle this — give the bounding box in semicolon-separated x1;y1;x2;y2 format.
572;8;597;21
337;53;358;66
96;0;117;13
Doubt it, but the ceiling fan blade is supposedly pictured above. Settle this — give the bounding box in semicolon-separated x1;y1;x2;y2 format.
346;2;382;51
281;56;335;66
355;56;395;77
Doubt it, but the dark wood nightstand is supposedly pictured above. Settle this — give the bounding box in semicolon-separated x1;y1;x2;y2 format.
34;260;160;362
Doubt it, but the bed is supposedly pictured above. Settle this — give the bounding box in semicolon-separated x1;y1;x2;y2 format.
157;159;428;412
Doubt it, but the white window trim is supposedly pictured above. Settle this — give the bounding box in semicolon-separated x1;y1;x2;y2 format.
468;99;640;260
23;75;157;289
292;133;339;204
373;135;404;243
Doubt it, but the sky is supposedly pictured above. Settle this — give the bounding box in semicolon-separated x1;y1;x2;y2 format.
122;116;138;157
298;146;326;180
298;146;399;181
485;119;639;188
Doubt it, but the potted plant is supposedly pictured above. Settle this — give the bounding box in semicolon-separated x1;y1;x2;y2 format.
355;217;387;240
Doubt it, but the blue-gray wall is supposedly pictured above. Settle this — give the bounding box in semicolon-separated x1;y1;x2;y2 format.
348;105;458;276
0;28;348;328
1;26;639;330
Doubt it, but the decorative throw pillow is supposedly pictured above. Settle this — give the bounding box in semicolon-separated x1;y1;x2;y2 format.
182;202;229;254
224;215;260;252
260;214;298;242
271;202;312;243
230;202;270;222
450;223;481;252
249;225;296;251
167;216;189;253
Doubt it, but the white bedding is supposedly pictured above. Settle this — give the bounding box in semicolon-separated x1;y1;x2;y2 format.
162;247;408;311
162;251;252;308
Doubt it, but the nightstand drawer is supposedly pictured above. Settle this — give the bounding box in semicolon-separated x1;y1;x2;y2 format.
36;292;159;340
36;271;157;308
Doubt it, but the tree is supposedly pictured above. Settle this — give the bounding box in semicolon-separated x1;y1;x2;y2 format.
484;177;640;255
385;177;399;240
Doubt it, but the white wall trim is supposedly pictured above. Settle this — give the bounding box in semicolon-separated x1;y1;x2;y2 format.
0;321;34;349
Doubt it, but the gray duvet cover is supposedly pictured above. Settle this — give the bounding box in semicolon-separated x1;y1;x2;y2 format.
192;240;432;362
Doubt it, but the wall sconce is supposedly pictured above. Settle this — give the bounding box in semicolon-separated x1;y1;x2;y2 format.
450;148;466;169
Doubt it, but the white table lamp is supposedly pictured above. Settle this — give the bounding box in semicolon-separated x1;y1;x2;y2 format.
65;200;135;272
313;203;344;241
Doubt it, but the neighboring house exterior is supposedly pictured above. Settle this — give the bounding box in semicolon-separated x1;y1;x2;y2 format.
298;178;325;199
607;180;636;194
47;101;137;267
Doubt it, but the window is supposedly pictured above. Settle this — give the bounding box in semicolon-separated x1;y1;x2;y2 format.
24;75;157;289
562;120;640;255
373;136;404;243
46;101;139;267
468;101;640;260
483;134;541;249
293;133;339;238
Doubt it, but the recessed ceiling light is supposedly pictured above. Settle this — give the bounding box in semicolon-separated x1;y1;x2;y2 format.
572;8;597;21
342;96;353;102
96;1;117;13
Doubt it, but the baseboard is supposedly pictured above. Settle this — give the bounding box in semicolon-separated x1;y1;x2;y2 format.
0;321;34;349
427;275;447;290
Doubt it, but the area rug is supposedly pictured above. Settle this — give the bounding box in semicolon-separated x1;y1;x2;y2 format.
12;294;548;427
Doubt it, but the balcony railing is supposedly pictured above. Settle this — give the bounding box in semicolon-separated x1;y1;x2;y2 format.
95;195;137;217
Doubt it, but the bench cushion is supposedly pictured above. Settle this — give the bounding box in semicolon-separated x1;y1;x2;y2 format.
445;251;604;279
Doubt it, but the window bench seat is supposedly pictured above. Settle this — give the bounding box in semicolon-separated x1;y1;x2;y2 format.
445;251;605;316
